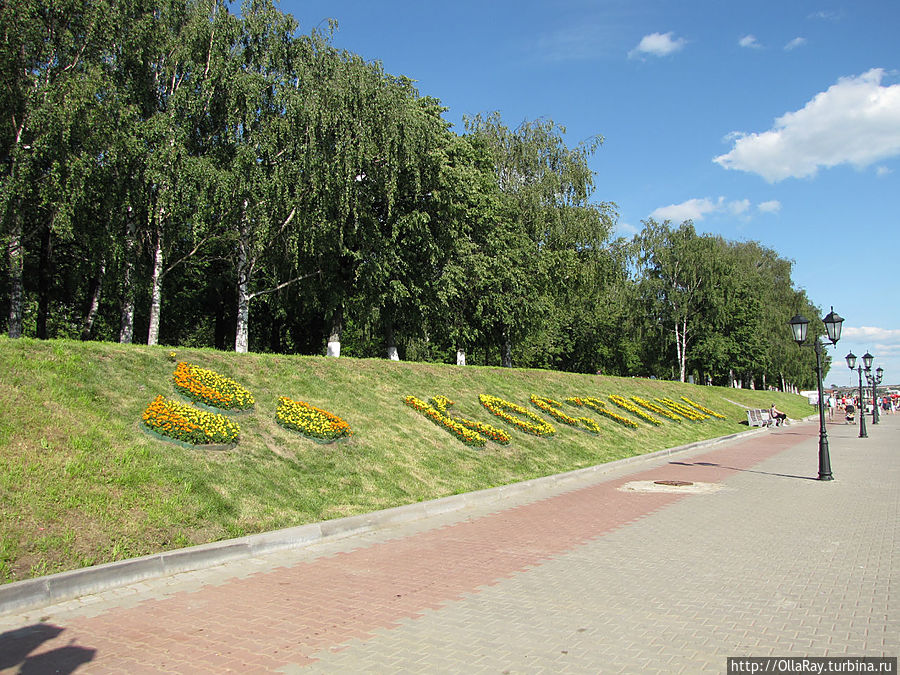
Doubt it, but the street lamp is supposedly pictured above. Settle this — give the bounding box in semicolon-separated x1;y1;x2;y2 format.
865;365;884;425
845;352;867;439
788;307;844;481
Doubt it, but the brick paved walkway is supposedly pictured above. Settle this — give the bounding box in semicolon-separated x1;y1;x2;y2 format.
1;414;897;673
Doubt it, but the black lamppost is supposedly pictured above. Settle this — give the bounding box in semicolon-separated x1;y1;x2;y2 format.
788;307;844;481
845;352;868;439
866;365;884;425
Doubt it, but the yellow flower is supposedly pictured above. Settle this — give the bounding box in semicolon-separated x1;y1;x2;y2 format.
173;362;255;411
142;395;240;445
277;397;352;441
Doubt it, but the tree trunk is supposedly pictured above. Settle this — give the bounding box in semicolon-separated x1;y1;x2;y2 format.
234;281;251;353
118;210;137;343
7;209;24;339
81;261;106;341
674;318;688;382
37;224;52;339
234;225;251;353
234;201;255;354
456;347;466;366
327;305;343;357
385;322;399;361
501;328;512;368
147;228;164;346
762;373;767;390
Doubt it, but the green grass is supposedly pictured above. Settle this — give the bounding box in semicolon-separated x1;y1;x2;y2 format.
0;337;814;583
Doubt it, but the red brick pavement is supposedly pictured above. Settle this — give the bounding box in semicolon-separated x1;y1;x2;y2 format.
0;425;818;673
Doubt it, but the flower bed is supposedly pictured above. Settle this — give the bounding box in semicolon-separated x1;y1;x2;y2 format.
531;395;601;434
276;397;352;442
657;397;708;421
608;395;662;426
404;396;486;447
430;396;511;445
576;416;602;434
681;396;727;419
173;362;255;411
479;394;556;437
630;396;679;422
565;396;638;429
142;395;240;445
530;395;580;427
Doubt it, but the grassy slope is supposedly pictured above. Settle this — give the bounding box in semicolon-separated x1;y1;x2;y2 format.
0;337;813;583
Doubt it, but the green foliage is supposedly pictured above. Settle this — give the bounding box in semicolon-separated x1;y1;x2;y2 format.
629;220;825;389
1;0;819;394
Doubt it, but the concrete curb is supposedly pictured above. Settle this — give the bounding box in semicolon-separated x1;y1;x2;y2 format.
0;424;779;616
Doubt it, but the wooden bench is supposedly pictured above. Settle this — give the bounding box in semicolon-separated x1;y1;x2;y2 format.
747;409;775;427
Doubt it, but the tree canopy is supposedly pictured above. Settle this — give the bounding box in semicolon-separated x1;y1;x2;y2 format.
1;0;826;391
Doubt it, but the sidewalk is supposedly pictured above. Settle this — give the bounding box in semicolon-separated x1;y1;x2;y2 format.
1;414;897;673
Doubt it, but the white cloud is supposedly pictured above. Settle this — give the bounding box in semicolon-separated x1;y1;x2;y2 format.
784;37;807;50
649;196;757;222
758;200;782;213
739;35;761;49
876;165;892;176
650;197;721;222
729;199;750;215
615;221;639;236
628;32;686;59
842;326;900;343
809;10;841;21
713;69;900;182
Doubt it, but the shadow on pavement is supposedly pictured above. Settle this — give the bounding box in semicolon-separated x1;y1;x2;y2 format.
0;623;95;674
669;460;818;481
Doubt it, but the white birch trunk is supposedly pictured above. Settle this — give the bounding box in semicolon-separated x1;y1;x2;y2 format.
147;232;164;346
674;319;687;382
118;212;137;343
234;284;250;353
327;306;343;357
234;212;251;353
7;211;23;339
385;322;399;360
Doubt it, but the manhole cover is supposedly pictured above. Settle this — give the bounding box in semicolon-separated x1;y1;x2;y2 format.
654;480;694;487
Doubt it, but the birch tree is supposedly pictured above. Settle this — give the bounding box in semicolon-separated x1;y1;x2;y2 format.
0;0;116;338
463;113;612;367
213;0;313;353
633;220;718;382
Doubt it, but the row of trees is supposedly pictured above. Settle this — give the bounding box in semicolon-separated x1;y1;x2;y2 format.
1;0;827;389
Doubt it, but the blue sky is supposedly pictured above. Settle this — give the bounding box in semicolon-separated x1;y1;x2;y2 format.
281;0;899;386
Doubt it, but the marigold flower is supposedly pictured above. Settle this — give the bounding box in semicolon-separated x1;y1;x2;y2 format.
276;397;352;441
142;395;240;445
479;395;556;437
173;362;255;411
